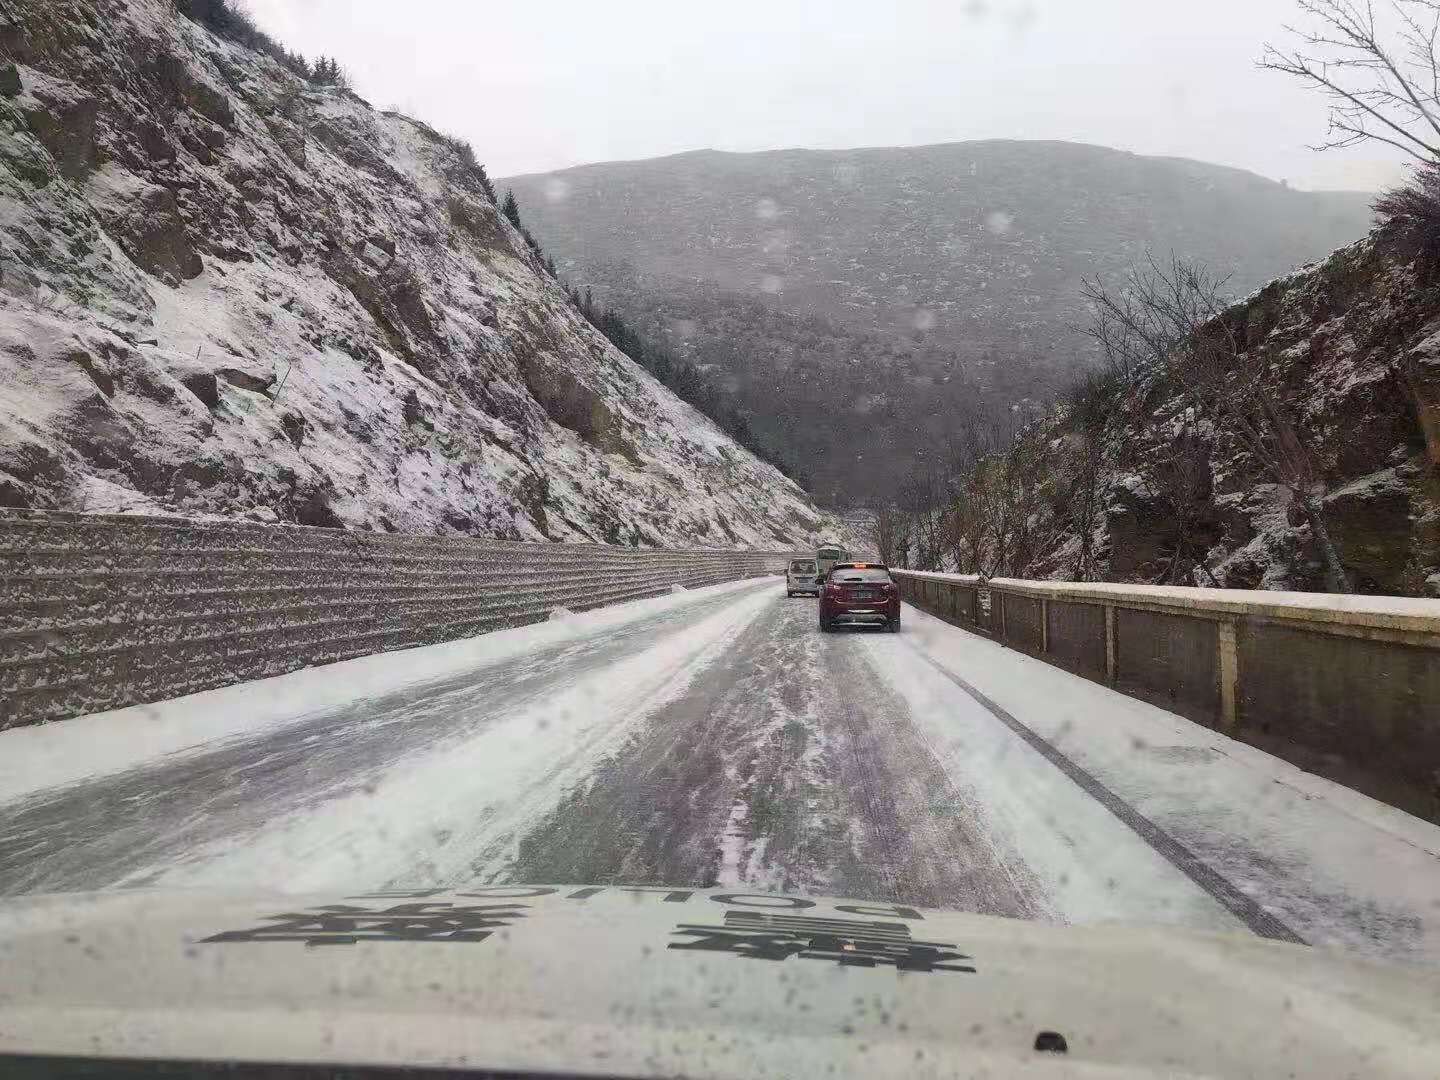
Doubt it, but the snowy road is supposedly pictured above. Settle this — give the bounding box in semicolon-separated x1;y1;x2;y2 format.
3;578;1439;966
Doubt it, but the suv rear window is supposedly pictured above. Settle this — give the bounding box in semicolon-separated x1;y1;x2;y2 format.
790;560;817;572
831;569;892;583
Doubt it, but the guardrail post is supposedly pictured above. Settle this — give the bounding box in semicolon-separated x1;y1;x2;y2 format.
1104;604;1116;686
1218;619;1239;730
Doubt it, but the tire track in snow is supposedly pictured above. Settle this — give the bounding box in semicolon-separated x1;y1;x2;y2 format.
817;631;1050;914
900;641;1305;944
505;593;1048;916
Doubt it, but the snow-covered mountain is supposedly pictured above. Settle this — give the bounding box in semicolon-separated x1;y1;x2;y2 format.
0;0;852;550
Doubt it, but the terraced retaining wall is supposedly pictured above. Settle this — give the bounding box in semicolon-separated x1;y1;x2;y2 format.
0;510;790;727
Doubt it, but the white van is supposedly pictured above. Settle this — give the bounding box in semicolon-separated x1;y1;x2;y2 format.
786;557;820;597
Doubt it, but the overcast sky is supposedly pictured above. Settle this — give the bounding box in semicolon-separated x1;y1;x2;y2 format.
245;0;1410;189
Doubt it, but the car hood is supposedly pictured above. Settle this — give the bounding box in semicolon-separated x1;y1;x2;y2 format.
1;885;1437;1078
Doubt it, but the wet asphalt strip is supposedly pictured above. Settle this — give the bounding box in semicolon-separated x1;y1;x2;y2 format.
899;640;1306;945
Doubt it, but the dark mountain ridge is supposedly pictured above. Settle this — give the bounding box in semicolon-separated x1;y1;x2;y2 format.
505;141;1374;504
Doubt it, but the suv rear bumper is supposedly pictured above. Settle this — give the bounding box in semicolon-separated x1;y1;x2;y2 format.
819;598;899;626
827;611;890;626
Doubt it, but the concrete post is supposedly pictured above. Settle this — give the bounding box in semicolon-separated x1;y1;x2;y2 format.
1104;604;1117;686
1041;598;1049;653
1218;619;1239;729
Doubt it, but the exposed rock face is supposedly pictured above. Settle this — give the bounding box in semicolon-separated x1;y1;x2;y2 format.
1404;329;1440;469
88;166;205;281
993;238;1440;596
517;347;625;456
15;67;98;180
0;0;851;550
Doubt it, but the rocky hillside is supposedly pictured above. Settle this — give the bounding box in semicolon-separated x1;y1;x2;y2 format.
882;235;1440;597
504;144;1374;504
0;0;853;551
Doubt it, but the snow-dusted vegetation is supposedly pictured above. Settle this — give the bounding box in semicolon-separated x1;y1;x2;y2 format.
878;237;1440;596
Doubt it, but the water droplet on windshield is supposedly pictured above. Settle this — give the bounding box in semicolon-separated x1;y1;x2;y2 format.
760;274;784;294
912;309;936;331
543;178;569;202
755;197;780;221
984;210;1014;235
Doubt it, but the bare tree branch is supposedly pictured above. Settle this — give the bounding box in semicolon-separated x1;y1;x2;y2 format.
1262;0;1440;161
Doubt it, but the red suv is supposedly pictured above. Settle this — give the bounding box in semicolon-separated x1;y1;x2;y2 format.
818;563;900;633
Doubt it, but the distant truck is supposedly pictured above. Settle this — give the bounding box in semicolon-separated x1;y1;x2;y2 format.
814;543;851;582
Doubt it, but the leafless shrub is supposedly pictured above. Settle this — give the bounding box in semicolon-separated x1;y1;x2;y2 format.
874;507;905;566
1375;159;1440;275
1064;366;1125;436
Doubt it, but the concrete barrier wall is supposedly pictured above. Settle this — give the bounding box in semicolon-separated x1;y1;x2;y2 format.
1002;592;1044;655
894;570;1440;821
1045;599;1106;680
0;510;792;729
1114;607;1220;722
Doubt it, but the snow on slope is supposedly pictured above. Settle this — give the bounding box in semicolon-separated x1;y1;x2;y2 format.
0;0;853;550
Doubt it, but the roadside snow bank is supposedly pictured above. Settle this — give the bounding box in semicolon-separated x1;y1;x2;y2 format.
127;586;777;891
0;578;766;805
887;603;1440;964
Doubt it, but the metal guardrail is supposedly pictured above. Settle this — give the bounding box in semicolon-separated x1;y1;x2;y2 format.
0;510;794;728
893;570;1440;822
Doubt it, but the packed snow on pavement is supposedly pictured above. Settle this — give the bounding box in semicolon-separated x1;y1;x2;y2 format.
2;580;1438;969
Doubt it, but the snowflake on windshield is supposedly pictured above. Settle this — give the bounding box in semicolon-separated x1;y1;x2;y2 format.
668;911;975;973
201;902;527;946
